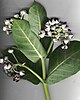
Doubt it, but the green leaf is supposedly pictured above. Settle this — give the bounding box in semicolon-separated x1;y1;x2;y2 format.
46;41;80;84
2;47;42;85
12;19;47;63
29;1;47;36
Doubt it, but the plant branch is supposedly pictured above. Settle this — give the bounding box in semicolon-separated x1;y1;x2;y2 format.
14;64;44;83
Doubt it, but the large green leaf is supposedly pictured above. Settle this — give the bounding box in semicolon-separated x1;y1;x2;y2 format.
12;19;47;63
46;41;80;84
29;1;47;36
2;47;42;85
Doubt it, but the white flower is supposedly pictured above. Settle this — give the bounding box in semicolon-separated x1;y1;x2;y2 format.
6;31;10;35
10;19;13;22
19;71;25;76
52;19;59;25
3;26;7;31
8;49;14;53
20;10;26;16
51;26;56;31
53;38;58;42
45;23;50;28
4;20;10;25
65;33;69;37
63;39;69;44
45;27;50;32
4;56;8;61
14;14;19;18
3;26;12;34
8;25;12;29
39;30;45;38
47;31;52;37
0;58;4;64
4;64;11;70
45;22;50;26
69;34;73;39
61;45;68;49
62;25;68;31
48;20;53;25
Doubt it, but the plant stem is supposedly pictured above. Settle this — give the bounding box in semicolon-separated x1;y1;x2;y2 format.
47;40;53;55
41;58;46;79
41;58;50;100
43;83;50;100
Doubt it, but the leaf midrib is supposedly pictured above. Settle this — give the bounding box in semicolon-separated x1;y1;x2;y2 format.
49;49;80;76
15;21;42;59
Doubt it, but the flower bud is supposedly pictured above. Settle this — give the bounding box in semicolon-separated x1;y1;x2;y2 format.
19;71;25;76
4;20;10;25
4;64;12;70
39;30;45;38
14;14;19;18
63;39;69;44
3;26;7;31
8;49;14;53
61;45;68;49
20;10;26;16
0;58;4;64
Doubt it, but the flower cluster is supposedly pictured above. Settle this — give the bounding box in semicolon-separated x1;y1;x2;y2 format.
14;10;26;19
3;10;27;35
0;49;25;82
3;19;13;35
39;17;73;49
13;71;25;82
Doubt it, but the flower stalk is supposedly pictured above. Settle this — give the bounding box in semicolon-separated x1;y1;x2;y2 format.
14;64;44;83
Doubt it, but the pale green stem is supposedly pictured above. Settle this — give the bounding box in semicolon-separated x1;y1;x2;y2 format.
41;58;50;100
43;83;50;100
41;58;46;80
14;64;44;83
12;53;18;63
47;40;53;55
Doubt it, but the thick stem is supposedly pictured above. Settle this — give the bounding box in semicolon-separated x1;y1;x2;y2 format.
41;58;46;79
43;83;50;100
41;58;50;100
